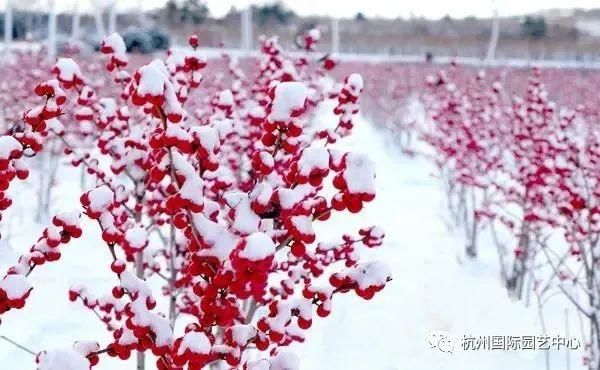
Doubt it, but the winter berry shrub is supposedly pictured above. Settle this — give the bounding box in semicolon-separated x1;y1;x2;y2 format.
0;32;391;370
421;62;600;369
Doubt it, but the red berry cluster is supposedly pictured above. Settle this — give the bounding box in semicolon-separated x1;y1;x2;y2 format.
1;30;390;370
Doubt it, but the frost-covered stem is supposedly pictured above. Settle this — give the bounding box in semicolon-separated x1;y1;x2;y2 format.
534;288;550;370
507;219;530;299
542;238;600;369
490;224;508;276
465;187;478;258
94;223;165;369
243;228;296;326
209;327;225;370
76;295;106;325
53;133;136;217
134;208;145;370
592;313;600;370
586;257;600;370
168;218;177;328
244;210;329;325
275;236;293;253
36;141;59;222
565;308;571;370
80;164;86;191
44;156;58;217
156;106;203;247
572;227;600;367
0;335;35;356
245;300;259;325
88;347;110;357
136;339;145;370
25;263;36;277
271;131;285;159
443;172;461;227
36;152;46;222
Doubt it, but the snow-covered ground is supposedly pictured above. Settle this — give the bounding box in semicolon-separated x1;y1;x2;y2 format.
296;108;582;370
0;100;584;369
192;46;600;69
6;40;600;70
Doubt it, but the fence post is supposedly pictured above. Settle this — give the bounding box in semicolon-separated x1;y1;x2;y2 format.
331;18;340;53
71;2;80;40
48;0;57;60
93;8;106;39
108;1;117;35
241;7;252;52
485;2;499;62
4;0;13;45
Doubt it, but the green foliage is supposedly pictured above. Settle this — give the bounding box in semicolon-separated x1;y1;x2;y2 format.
165;0;209;25
521;16;547;39
254;2;295;25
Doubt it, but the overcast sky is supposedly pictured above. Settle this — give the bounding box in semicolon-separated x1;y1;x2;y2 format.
8;0;600;19
203;0;600;19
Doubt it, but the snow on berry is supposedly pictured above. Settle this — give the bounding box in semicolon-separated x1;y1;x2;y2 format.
72;341;101;357
331;261;392;300
342;153;376;198
0;274;31;300
347;261;392;290
171;151;204;211
225;324;257;346
218;89;234;108
269;350;300;370
250;182;273;214
188;34;199;48
96;98;117;125
360;225;385;247
237;232;276;261
118;271;173;347
295;146;330;184
247;360;270;370
83;185;114;213
275;188;303;211
132;59;184;122
248;350;300;370
176;331;211;356
192;213;237;261
224;192;260;235
268;82;308;123
287;215;316;243
45;118;65;135
124;227;148;251
100;33;128;66
135;60;170;97
0;135;22;160
36;349;90;370
346;73;364;96
308;28;321;41
52;58;84;88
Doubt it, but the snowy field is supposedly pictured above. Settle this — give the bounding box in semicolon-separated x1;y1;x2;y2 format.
0;96;584;369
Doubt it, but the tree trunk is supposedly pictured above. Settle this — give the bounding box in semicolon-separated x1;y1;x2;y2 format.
506;221;530;299
135;212;145;370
